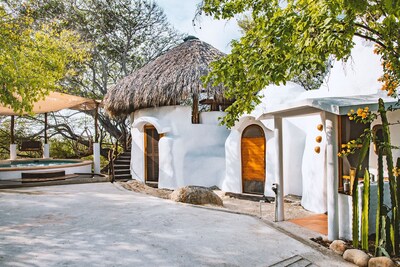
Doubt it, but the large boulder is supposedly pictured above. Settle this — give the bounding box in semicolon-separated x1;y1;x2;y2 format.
368;257;396;267
329;240;348;255
343;249;370;267
170;186;223;206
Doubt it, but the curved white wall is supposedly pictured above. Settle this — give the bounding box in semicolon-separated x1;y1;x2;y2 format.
130;106;229;189
282;114;327;213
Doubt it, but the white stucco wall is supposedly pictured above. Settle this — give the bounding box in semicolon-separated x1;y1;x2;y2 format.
282;114;327;214
130;106;230;189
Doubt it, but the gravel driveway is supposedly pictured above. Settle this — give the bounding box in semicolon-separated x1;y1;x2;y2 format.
0;183;352;266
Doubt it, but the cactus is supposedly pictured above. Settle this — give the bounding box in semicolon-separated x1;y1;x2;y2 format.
361;169;370;250
375;148;385;256
378;98;399;255
352;133;371;248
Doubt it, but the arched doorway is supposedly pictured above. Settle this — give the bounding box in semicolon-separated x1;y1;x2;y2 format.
241;125;265;194
144;125;159;184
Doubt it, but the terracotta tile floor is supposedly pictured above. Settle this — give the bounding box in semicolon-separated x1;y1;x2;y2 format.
288;214;328;235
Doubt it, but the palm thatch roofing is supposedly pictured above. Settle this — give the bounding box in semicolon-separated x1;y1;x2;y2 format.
104;37;227;116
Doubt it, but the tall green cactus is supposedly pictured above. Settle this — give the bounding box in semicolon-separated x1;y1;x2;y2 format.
378;98;399;255
375;148;385;256
362;169;370;250
352;133;371;248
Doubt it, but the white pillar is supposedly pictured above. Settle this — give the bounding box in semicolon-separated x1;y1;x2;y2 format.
274;117;284;221
93;143;101;174
43;143;50;158
325;112;339;240
10;144;17;160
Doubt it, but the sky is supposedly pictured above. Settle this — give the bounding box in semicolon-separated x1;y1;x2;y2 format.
155;0;242;53
154;1;383;95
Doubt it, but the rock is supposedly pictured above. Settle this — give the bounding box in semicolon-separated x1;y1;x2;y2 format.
329;240;348;255
368;257;396;267
170;186;223;206
343;249;370;267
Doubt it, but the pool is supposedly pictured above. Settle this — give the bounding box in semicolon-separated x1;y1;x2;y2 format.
0;159;92;180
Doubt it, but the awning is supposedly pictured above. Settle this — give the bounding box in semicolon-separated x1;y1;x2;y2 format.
0;92;101;115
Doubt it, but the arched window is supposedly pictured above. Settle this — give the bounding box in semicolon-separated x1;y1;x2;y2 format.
242;125;264;138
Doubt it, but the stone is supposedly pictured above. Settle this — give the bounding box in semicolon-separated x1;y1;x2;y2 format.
368;257;396;267
170;186;223;206
343;249;370;267
329;240;348;255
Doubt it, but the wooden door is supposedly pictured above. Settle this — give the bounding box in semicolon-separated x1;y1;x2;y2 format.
144;125;159;182
241;125;265;194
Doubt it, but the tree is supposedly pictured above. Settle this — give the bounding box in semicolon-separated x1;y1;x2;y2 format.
0;5;89;113
199;0;400;127
4;0;182;153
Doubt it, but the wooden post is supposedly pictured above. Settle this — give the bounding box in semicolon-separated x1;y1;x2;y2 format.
44;113;48;144
94;102;99;143
10;115;15;144
192;93;199;124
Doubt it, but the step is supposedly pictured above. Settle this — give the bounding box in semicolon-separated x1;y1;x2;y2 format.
117;156;131;160
114;159;131;165
114;169;130;175
145;181;158;188
113;174;132;180
22;170;66;179
114;165;130;170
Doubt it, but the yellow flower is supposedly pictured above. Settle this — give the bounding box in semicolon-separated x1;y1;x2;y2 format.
393;167;399;177
337;153;342;157
357;108;363;116
350;109;354;113
341;144;347;148
364;107;369;111
361;112;367;119
349;116;354;120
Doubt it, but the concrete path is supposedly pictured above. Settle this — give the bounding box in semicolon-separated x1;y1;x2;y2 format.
0;183;353;267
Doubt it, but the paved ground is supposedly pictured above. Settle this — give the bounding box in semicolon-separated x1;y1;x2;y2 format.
0;183;353;267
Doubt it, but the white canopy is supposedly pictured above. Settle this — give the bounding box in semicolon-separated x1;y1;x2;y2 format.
0;92;100;115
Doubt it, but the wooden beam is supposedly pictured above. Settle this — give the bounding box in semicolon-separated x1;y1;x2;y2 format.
44;113;48;144
192;93;199;124
94;103;99;143
10;115;15;144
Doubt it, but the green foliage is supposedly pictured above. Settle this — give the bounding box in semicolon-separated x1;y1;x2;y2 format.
200;0;400;127
0;5;89;113
361;169;370;250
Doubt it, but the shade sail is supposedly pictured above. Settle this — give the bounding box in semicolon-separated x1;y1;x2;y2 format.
0;92;101;115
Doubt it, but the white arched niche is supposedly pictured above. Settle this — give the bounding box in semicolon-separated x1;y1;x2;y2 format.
130;116;172;184
222;115;275;196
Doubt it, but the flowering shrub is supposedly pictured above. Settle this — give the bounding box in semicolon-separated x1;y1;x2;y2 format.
338;107;375;157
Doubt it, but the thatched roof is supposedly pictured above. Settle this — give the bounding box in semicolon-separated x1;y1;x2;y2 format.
104;37;226;116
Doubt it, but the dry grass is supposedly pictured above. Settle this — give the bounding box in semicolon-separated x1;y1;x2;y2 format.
104;39;226;116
